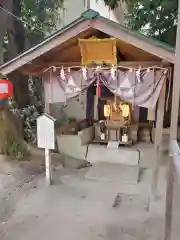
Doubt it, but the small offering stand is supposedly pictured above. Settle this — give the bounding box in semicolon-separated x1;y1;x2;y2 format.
93;96;134;146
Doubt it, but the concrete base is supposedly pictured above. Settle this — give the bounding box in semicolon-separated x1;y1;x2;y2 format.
56;135;87;160
87;145;140;166
60;155;89;169
86;145;140;184
56;134;141;183
85;162;140;185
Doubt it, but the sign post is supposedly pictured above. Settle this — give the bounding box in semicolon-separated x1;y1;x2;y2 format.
37;114;56;185
45;148;51;185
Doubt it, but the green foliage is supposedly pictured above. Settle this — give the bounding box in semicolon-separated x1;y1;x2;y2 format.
102;0;177;46
8;77;43;144
101;0;120;9
55;118;69;129
2;137;29;159
20;0;64;47
21;105;40;143
101;0;135;9
125;0;178;46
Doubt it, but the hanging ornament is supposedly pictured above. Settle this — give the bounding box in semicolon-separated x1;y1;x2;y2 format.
96;66;101;72
113;102;118;112
60;66;66;80
110;65;116;80
68;67;71;73
52;66;56;72
82;66;87;81
147;67;150;73
66;76;81;94
136;66;141;83
164;69;168;75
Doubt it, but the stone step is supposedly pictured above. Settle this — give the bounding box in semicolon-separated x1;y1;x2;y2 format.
86;144;140;166
85;162;140;185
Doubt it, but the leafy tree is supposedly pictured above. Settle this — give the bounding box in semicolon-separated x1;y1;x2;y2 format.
102;0;178;46
102;0;134;9
21;0;64;46
0;0;64;156
126;0;178;46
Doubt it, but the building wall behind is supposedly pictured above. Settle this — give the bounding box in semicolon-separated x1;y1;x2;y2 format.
57;0;127;28
89;0;127;23
63;94;87;120
51;94;87;121
58;0;86;29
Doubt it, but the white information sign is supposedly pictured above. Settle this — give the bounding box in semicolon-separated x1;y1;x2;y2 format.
37;114;56;150
37;114;56;186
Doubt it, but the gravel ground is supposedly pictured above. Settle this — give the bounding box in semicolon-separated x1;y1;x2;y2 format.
0;145;179;240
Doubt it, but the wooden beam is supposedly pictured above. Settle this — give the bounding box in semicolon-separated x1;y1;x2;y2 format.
23;60;168;70
152;80;166;198
0;20;92;75
164;140;180;240
117;61;170;68
164;0;180;238
19;61;170;76
37;61;166;68
170;27;180;138
93;20;175;63
42;30;96;60
41;41;79;61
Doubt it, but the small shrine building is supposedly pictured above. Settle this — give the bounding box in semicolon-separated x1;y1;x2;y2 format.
0;9;176;194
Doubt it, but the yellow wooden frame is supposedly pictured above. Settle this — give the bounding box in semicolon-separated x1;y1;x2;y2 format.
79;37;117;65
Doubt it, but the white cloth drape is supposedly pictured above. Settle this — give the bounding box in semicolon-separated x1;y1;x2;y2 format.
44;69;166;109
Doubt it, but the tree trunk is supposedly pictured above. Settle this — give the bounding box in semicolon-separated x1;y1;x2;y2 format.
7;0;29;108
0;105;22;152
0;0;13;64
0;0;28;156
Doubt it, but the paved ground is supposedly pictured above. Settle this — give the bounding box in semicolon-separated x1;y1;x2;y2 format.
0;143;179;240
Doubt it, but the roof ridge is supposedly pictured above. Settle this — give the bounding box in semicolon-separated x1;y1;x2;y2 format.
97;15;174;52
81;9;100;19
0;9;174;76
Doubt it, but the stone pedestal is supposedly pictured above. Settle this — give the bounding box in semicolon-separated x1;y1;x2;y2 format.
86;146;140;184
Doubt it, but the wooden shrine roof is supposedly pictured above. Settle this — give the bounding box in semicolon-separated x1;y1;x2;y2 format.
0;9;175;76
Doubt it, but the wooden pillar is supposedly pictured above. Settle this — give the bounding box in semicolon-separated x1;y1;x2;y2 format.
164;0;180;238
170;49;180;138
133;106;140;122
44;85;50;114
170;0;180;139
43;82;50;113
164;155;174;240
152;81;166;198
43;69;53;114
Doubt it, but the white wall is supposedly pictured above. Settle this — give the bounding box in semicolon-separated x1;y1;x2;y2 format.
89;0;127;23
57;0;127;29
51;94;87;121
63;94;87;120
57;0;86;28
